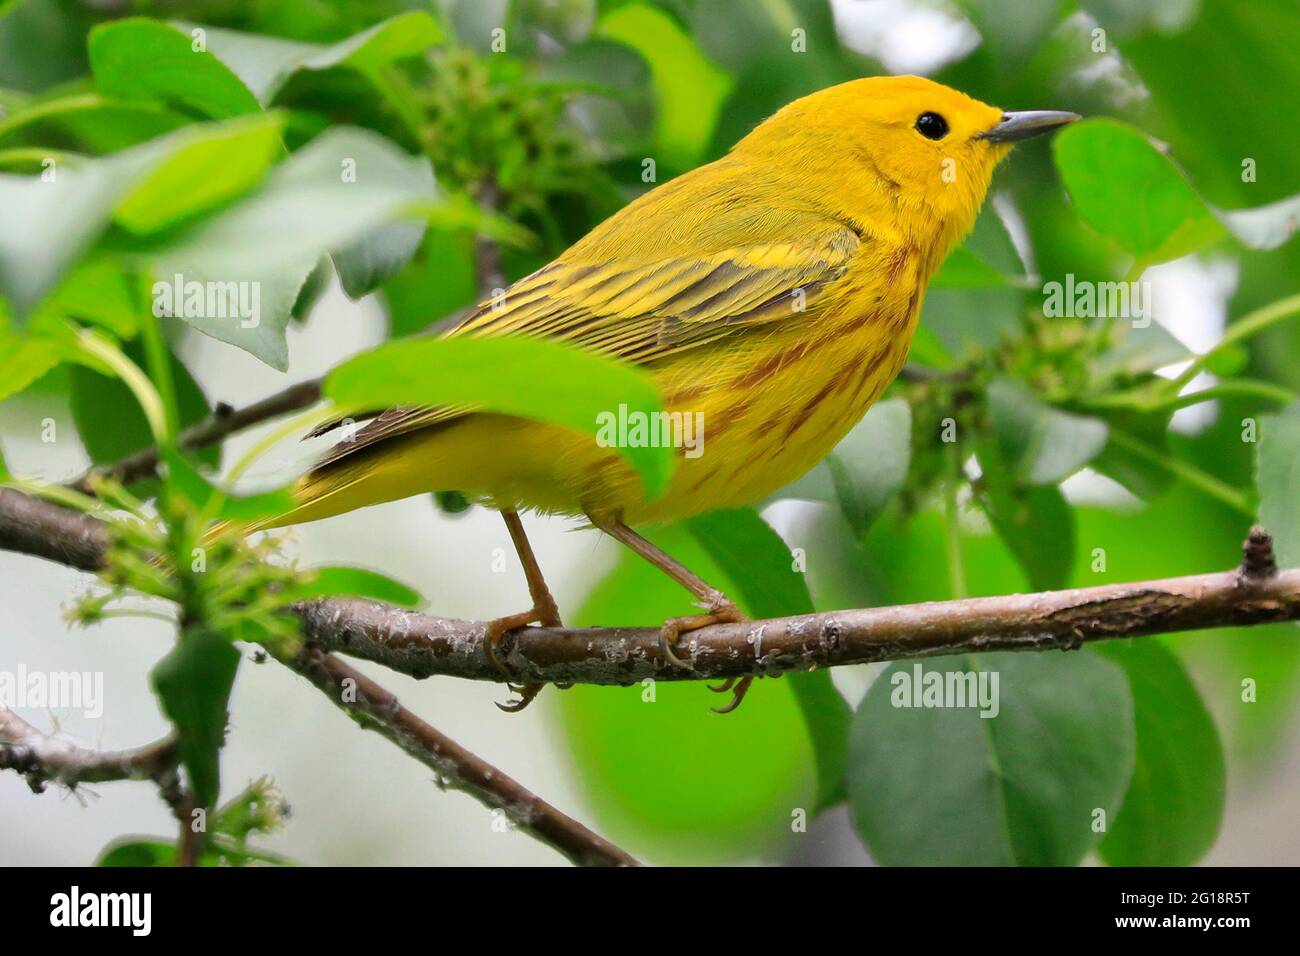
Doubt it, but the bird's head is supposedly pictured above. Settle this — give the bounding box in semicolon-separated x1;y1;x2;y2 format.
735;75;1078;269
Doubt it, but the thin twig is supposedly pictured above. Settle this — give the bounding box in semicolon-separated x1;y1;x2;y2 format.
0;706;176;792
287;649;637;866
71;381;323;493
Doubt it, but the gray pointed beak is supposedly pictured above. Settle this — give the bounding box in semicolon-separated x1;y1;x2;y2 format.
979;110;1081;143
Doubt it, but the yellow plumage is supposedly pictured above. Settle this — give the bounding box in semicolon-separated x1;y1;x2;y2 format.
276;77;1034;530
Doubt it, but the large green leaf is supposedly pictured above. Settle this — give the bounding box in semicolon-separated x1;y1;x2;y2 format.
90;18;263;119
0;312;71;402
113;111;285;233
325;335;673;497
921;208;1026;355
190;12;441;105
1055;118;1300;266
0;113;287;313
1096;640;1225;866
931;246;1012;290
151;127;436;370
381;228;478;337
1054;119;1225;265
685;508;850;814
848;650;1135;866
89;13;440;116
595;1;731;169
0;158;127;313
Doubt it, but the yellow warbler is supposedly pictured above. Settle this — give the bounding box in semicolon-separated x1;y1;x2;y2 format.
274;75;1077;710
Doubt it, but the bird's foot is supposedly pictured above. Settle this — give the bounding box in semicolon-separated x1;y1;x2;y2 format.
484;604;557;713
658;597;745;671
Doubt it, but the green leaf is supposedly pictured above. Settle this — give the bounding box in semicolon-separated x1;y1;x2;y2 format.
921;208;1027;354
0;325;69;402
1258;400;1300;566
325;335;673;498
0;157;129;312
279;566;422;608
1054;119;1226;264
113;111;285;234
848;650;1135;866
381;228;478;337
977;449;1075;591
1093;319;1189;379
72;342;216;486
777;399;912;536
988;380;1108;485
1096;640;1225;866
0;115;290;313
152;127;436;369
190;12;441;106
90;18;262;119
333;217;429;300
1091;411;1176;500
44;258;140;338
595;1;731;169
96;839;176;867
685;508;850;814
96;835;293;867
151;628;241;808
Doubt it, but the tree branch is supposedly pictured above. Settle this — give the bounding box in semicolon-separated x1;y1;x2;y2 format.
5;489;1299;689
293;559;1300;684
0;488;637;866
71;380;323;493
0;706;177;792
288;649;637;866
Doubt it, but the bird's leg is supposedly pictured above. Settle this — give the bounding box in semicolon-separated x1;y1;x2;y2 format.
592;519;749;707
485;509;563;713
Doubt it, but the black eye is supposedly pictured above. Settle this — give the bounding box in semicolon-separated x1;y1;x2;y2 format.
915;112;949;140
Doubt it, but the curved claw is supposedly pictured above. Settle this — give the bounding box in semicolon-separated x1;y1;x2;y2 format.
708;676;738;693
658;626;695;670
659;603;746;671
496;682;545;713
710;675;754;715
484;608;552;713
